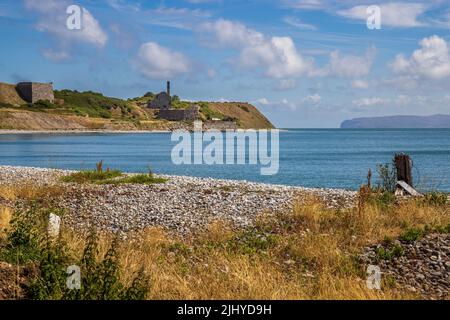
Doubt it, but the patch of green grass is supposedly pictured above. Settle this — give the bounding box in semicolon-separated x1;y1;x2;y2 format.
54;90;131;119
368;190;397;209
60;170;123;184
0;102;15;108
226;228;278;255
198;102;224;120
98;174;167;185
375;244;404;261
400;227;424;243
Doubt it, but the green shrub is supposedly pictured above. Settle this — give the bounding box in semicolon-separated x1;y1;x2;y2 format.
54;90;132;118
0;204;52;264
28;229;150;300
30;100;57;110
368;190;396;208
375;244;404;261
376;161;397;193
226;229;278;255
400;227;423;243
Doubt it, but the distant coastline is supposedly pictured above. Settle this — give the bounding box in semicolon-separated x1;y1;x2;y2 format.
341;114;450;129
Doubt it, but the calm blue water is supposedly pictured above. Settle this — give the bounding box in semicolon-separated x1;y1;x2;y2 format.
0;129;449;191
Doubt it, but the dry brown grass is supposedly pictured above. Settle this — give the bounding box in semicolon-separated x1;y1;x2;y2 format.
54;195;448;300
0;182;66;202
1;182;448;300
0;206;12;240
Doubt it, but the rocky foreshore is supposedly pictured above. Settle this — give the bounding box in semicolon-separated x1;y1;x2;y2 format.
0;165;356;235
360;234;450;300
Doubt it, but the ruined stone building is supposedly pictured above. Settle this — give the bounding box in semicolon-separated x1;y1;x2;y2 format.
147;81;199;121
16;82;54;103
148;81;171;109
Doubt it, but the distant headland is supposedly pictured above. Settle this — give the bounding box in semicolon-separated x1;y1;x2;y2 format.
0;81;274;131
341;114;450;129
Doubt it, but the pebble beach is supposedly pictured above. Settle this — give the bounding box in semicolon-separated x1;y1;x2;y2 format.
0;165;356;235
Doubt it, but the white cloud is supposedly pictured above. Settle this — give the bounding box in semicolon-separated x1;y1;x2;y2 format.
24;0;108;48
304;94;322;104
134;42;192;79
283;16;317;31
276;79;297;90
312;47;375;78
42;48;70;62
199;19;264;48
351;79;369;89
283;0;325;10
256;98;270;105
337;3;427;28
199;19;312;79
352;97;386;107
391;35;450;80
147;6;212;30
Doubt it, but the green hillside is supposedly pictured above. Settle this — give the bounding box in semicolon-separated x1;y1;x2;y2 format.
0;82;274;130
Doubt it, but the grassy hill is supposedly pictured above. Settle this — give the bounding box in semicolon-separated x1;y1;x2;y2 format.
0;82;274;130
0;83;26;107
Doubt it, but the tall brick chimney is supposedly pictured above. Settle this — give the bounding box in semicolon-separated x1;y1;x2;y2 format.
167;81;171;96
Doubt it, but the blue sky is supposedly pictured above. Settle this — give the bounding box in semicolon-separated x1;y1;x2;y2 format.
1;0;450;127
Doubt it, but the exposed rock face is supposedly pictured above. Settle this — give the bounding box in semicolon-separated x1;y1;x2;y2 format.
15;82;54;103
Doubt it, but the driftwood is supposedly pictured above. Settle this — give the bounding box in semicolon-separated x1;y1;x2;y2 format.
395;180;422;197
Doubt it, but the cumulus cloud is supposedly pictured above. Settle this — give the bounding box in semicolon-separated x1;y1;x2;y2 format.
391;35;450;80
337;3;427;28
304;94;322;104
351;79;369;89
24;0;108;49
199;19;312;79
311;47;376;78
256;98;270;105
134;42;192;79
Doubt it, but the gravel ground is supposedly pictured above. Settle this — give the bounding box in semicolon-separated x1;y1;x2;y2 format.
0;165;356;235
360;233;450;300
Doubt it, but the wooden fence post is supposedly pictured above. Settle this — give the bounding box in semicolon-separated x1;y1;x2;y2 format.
395;153;413;187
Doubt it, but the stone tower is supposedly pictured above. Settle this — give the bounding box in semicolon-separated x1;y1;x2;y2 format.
16;82;54;103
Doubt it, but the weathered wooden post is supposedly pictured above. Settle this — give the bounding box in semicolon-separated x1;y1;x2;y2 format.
395;153;413;186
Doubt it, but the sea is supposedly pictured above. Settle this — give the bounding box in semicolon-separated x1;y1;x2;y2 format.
0;129;449;192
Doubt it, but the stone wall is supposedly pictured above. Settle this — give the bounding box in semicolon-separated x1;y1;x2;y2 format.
16;82;54;103
158;105;199;121
203;121;238;131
